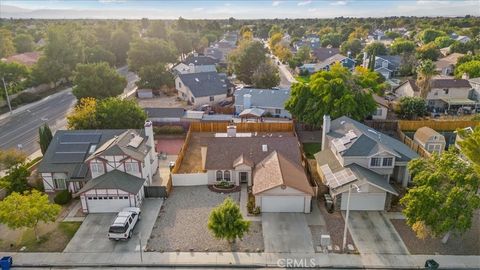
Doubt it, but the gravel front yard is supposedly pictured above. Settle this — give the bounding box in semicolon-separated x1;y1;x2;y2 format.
390;213;480;255
147;186;264;252
316;200;355;253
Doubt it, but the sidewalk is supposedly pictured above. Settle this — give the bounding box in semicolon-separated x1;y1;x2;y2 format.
0;251;478;269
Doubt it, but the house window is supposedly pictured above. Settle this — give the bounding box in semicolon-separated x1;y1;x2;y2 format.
444;88;449;94
374;108;383;116
191;97;195;103
216;170;223;181
382;157;393;167
224;171;231;181
210;96;214;102
178;82;182;88
91;162;104;174
54;178;66;190
125;162;139;173
275;109;281;115
370;157;382;167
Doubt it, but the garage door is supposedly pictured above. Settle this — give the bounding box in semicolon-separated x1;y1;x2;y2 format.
340;192;386;211
86;195;132;213
261;196;305;213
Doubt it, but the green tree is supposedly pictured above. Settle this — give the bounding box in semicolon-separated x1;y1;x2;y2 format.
354;66;387;95
416;59;437;98
0;190;61;241
1;165;29;194
390;38;416;55
365;42;388;56
458;126;480;174
127;38;177;72
170;31;193;58
95;98;147;129
397;96;427;120
208;197;250;244
320;33;342;48
85;45;116;67
67;98;98;130
230;41;267;85
73;62;127;100
0;29;16;58
340;39;362;58
0;61;29;98
0;149;27;170
137;63;174;90
296;46;311;63
456;54;480;66
147;21;167;39
38;123;53;155
268;25;282;38
416;43;440;61
401;150;480;243
110;29;131;65
268;32;283;48
455;60;480;79
285;63;377;126
14;34;35;53
252;61;280;89
433;36;454;48
418;29;446;44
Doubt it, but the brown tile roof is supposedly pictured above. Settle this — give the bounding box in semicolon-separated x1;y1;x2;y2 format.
435;53;464;69
202;133;301;170
233;154;254;168
4;51;41;66
431;79;471;89
252;151;313;195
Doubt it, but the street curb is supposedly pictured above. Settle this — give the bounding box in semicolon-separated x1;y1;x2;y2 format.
0;88;73;121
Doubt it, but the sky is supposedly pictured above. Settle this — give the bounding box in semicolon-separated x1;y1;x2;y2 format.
1;0;479;19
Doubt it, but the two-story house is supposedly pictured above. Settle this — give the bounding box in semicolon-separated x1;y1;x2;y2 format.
363;54;401;79
38;121;158;213
426;79;475;111
314;116;418;211
435;53;464;76
171;53;219;75
298;53;355;74
234;88;291;119
175;71;234;107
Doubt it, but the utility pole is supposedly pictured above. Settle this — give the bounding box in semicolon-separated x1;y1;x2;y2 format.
2;77;12;115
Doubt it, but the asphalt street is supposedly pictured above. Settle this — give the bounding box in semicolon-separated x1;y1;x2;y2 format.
0;66;138;156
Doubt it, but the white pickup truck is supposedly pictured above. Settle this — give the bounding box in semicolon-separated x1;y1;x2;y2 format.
108;207;141;240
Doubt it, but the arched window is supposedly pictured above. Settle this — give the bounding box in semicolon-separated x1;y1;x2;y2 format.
224;170;231;181
216;170;223;181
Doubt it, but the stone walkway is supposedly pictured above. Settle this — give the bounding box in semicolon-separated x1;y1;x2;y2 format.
62;201;85;222
239;184;261;222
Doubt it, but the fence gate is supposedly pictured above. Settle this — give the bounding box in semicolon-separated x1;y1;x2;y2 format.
144;186;167;198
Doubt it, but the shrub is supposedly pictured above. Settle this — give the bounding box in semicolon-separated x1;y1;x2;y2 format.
153;125;184;135
247;197;255;214
252;207;261;215
10;92;41;107
54;190;72;205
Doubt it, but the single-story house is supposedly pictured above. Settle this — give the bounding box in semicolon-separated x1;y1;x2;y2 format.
200;127;314;213
144;107;185;123
234;88;291;118
435;53;464;76
372;94;389;120
172;53;219;75
315;115;418;211
414;127;446;154
298;53;355;74
311;47;340;62
175;71;234;107
394;79;420;98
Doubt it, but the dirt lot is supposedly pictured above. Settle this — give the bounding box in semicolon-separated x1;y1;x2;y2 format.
137;92;191;109
147;186;264;252
177;133;211;173
316;200;356;253
390;214;480;255
156;137;185;155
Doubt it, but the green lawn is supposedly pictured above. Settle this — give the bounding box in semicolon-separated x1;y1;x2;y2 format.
295;75;311;84
303;143;321;159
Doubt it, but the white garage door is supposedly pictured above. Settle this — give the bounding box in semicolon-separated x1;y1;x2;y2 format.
86;195;132;213
340;192;386;211
261;196;305;213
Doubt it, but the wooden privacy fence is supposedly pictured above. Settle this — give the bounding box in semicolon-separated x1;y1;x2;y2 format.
398;120;479;131
171;127;192;174
189;121;294;133
396;128;432;159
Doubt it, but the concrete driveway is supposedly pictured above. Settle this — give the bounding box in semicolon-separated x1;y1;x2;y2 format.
347;211;409;255
64;198;163;253
262;213;315;253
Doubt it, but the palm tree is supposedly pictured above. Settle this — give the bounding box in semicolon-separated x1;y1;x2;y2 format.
416;60;437;99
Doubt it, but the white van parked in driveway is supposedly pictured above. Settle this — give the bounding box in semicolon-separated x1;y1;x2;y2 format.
108;207;141;240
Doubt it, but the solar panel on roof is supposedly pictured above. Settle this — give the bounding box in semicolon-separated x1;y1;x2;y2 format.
60;133;101;144
56;143;90;153
128;135;144;148
51;153;86;164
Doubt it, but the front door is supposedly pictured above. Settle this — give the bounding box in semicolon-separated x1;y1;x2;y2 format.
239;172;248;183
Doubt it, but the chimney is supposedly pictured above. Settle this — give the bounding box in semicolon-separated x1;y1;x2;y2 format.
144;121;154;148
321;115;331;151
243;94;252;109
347;51;351;58
193;52;198;57
227;125;237;137
188;63;194;73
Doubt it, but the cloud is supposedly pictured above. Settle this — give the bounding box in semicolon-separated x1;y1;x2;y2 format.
98;0;127;3
330;1;347;6
297;0;312;6
193;7;204;12
272;1;281;6
308;8;317;12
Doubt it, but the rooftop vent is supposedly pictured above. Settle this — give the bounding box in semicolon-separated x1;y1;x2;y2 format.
262;144;268;152
195;78;200;82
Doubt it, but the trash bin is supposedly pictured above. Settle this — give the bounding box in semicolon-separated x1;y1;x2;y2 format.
0;256;12;270
424;259;439;270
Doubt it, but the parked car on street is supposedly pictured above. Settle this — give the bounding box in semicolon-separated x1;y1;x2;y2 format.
108;207;141;240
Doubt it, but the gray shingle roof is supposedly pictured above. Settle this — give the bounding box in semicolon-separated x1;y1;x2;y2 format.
234;88;290;109
375;55;401;71
178;72;230;98
346;164;399;195
312;48;340;62
328;116;418;162
431;79;472;89
78;170;145;194
144;108;185;118
183;54;219;66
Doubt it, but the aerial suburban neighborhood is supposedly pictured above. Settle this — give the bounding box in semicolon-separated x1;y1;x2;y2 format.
0;0;479;269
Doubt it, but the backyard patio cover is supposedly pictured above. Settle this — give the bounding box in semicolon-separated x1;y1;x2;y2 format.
239;108;265;118
441;98;477;106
